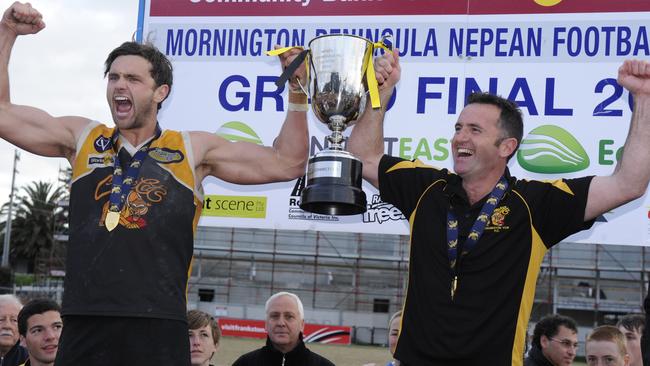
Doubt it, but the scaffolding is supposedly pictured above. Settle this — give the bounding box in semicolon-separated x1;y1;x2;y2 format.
190;227;409;314
189;227;650;329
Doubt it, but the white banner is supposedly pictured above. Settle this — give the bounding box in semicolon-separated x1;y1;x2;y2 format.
138;0;650;246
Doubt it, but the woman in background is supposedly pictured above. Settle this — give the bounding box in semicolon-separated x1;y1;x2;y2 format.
188;310;221;366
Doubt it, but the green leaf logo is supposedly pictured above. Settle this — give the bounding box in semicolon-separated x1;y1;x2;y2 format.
216;121;263;145
517;125;589;174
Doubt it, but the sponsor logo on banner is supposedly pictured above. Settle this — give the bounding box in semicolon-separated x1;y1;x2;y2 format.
202;195;267;218
517;125;590;174
534;0;562;6
362;194;406;224
286;175;339;222
94;135;112;153
216;121;264;145
148;148;185;164
149;0;650;17
88;154;114;168
218;318;351;345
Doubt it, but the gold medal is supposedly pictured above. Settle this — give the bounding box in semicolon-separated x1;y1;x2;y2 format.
105;211;120;232
451;276;458;301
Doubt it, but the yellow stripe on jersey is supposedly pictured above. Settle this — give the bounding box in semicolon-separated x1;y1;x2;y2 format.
543;179;575;195
510;190;548;366
386;159;438;173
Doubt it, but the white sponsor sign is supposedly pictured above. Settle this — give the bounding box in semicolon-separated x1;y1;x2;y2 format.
138;0;650;246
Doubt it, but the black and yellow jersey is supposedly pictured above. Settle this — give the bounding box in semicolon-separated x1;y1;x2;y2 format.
378;155;594;366
62;121;202;321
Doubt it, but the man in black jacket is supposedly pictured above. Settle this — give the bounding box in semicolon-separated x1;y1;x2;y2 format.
233;292;334;366
525;314;578;366
0;295;27;366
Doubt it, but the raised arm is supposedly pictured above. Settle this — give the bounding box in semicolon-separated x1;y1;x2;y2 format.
0;2;89;162
193;46;309;184
347;49;401;188
584;60;650;221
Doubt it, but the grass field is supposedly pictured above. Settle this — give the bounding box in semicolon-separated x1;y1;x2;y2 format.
213;336;390;366
211;337;589;365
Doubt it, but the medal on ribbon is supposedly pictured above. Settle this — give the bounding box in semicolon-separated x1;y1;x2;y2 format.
104;125;161;232
105;211;120;232
446;175;508;300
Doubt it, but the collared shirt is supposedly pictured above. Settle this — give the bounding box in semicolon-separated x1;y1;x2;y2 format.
378;155;594;366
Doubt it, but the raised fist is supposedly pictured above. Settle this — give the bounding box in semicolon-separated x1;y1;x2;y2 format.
2;2;45;36
374;48;401;94
618;59;650;98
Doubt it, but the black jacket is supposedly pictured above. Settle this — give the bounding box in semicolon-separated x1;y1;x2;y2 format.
523;346;554;366
232;334;335;366
0;342;28;366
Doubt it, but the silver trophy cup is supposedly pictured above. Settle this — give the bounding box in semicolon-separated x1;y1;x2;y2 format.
299;35;375;215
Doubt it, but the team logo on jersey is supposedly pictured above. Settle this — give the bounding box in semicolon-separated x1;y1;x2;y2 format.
486;206;511;232
148;148;184;164
88;154;115;168
94;135;112;152
96;176;168;230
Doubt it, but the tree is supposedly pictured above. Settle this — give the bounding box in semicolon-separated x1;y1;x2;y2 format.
0;181;68;272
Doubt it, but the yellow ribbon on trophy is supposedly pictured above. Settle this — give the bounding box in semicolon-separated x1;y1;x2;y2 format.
266;38;393;109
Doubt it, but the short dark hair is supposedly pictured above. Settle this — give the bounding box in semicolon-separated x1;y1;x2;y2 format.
466;92;523;160
532;314;578;349
104;42;173;110
187;310;221;345
617;313;645;334
18;299;61;337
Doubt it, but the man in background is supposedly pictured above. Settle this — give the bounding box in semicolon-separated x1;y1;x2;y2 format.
617;314;643;366
233;292;334;366
0;295;27;366
586;325;630;366
17;299;62;366
525;314;578;366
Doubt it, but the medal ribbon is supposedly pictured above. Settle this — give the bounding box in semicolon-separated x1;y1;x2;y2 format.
446;176;508;300
105;124;162;231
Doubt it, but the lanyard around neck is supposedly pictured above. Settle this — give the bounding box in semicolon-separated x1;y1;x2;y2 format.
446;175;508;300
104;124;162;232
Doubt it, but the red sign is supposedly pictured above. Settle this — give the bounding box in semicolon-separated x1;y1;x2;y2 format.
218;317;352;345
150;0;650;17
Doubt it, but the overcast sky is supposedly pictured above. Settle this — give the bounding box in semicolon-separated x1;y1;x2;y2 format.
0;0;139;206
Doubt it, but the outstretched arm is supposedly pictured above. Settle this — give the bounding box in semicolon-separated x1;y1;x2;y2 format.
347;49;401;188
0;2;89;161
193;46;309;184
585;60;650;221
